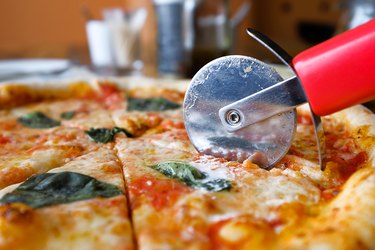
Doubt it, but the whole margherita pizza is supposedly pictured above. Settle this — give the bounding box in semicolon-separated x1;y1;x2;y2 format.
0;79;374;250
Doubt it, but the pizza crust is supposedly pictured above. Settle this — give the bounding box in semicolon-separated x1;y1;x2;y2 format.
0;147;134;250
279;166;375;250
0;81;96;108
330;105;375;166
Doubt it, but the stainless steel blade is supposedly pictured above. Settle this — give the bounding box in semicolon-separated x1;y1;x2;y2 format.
183;55;297;169
219;76;306;132
246;28;326;170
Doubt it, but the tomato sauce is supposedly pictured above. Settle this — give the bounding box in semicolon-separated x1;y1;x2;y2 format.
297;114;313;125
321;187;341;201
159;120;185;130
82;83;125;110
128;176;190;210
0;135;10;144
332;151;367;181
98;83;125;110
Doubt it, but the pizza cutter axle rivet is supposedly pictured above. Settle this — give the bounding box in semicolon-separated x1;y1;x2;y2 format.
225;110;242;126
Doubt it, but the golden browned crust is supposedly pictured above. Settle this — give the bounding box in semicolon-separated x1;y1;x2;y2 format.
278;167;375;250
330;105;375;166
277;105;375;249
0;81;94;109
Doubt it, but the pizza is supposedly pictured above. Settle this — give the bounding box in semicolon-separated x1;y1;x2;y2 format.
0;79;374;250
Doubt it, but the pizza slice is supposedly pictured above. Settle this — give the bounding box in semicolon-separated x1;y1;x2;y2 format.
278;166;375;249
0;108;106;188
111;109;184;137
0;121;103;188
0;147;135;250
115;103;375;250
0;83;131;188
114;130;325;249
283;105;370;190
111;86;185;137
8;97;117;130
268;106;375;249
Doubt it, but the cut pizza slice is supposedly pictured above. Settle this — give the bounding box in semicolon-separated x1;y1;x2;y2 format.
276;106;375;249
0;125;102;188
111;109;185;137
0;93;132;188
0;147;135;250
278;166;375;249
1;80;127;131
111;87;184;137
9;98;117;130
114;130;325;249
283;105;370;190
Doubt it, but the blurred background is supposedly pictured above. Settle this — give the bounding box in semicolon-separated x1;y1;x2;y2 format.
0;0;373;78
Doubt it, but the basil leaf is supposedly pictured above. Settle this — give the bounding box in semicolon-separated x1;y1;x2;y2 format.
152;161;206;182
60;111;76;120
127;97;181;111
150;161;231;192
17;111;61;128
0;172;122;208
85;127;133;143
195;179;231;192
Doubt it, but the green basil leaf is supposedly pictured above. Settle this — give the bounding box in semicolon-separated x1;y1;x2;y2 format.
86;128;113;143
0;172;122;208
152;161;206;182
194;179;231;192
60;111;76;120
85;127;133;143
17;111;61;128
127;97;181;111
150;161;231;192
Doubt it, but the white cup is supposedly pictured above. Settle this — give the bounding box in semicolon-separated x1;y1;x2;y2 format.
86;20;114;67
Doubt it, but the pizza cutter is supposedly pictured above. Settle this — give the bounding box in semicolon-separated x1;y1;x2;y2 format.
184;19;375;170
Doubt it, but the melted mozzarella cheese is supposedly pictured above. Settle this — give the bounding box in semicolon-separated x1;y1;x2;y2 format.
0;147;134;250
0;148;69;189
0;197;134;250
50;147;125;190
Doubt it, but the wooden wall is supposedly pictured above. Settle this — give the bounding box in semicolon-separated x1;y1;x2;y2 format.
0;0;126;60
0;0;341;76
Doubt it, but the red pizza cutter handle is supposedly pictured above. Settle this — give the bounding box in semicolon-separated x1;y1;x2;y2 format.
292;19;375;116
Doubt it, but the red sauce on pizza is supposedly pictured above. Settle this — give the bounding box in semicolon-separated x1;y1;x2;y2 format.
297;114;313;125
330;151;368;182
128;176;190;210
325;131;368;182
321;187;341;201
159;120;185;130
98;83;125;110
0;135;10;144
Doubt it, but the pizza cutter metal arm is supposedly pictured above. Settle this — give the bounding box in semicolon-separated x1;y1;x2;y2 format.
219;28;309;129
220;19;375;170
219;27;327;170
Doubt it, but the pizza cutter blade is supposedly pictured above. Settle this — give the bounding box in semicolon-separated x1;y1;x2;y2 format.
184;19;375;170
183;56;297;169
